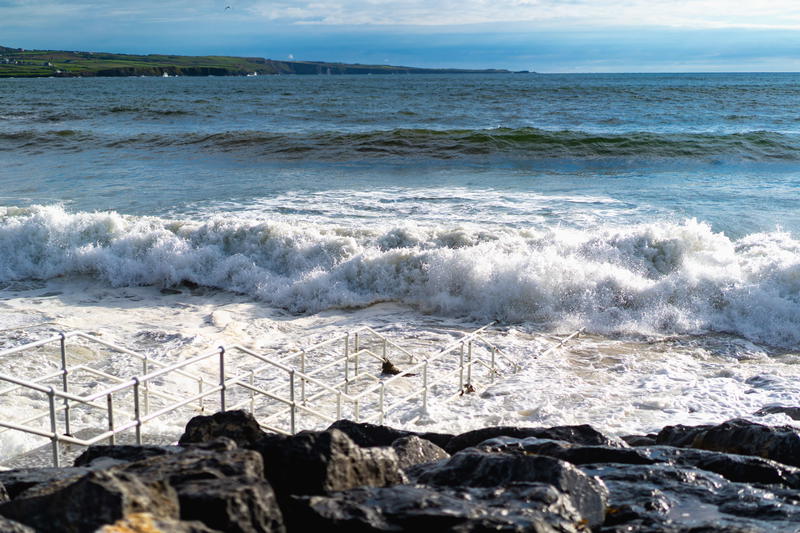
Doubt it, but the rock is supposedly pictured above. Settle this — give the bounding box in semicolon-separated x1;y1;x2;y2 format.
327;419;453;449
0;516;35;533
444;424;625;454
292;483;593;532
98;512;220;532
177;477;285;533
478;436;656;466
390;435;449;470
621;434;658;446
116;447;284;533
74;444;183;468
656;418;800;467
0;467;91;499
755;405;800;420
0;482;7;503
255;429;405;498
416;448;607;527
179;410;267;448
0;470;178;533
581;462;800;531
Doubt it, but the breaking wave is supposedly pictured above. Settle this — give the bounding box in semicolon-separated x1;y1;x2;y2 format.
2;205;799;347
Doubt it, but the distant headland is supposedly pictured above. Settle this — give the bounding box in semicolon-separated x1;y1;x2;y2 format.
0;45;525;78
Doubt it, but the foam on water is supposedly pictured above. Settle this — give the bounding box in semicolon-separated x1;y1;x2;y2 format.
2;204;798;348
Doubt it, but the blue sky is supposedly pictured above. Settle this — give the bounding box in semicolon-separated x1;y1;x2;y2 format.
2;0;800;72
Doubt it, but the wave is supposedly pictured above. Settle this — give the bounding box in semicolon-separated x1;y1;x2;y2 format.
1;127;799;162
2;205;799;348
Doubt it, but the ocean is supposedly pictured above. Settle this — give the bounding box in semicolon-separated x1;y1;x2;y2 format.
1;73;799;456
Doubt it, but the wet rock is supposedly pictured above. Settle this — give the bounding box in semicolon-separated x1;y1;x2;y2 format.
656;418;800;467
160;287;182;295
755;405;800;420
327;419;453;449
98;512;220;532
0;516;35;533
621;434;658;446
180;410;268;448
391;435;449;470
255;428;405;497
292;483;592;532
416;448;607;527
444;424;625;454
0;466;90;499
0;470;178;533
74;444;182;468
478;436;656;466
582;462;800;532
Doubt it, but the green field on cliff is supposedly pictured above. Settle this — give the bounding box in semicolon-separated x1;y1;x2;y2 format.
0;45;513;77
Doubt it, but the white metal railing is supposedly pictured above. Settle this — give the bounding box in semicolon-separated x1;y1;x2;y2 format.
0;324;583;467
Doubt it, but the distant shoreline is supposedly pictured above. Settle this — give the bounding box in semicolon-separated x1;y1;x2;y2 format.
0;45;526;78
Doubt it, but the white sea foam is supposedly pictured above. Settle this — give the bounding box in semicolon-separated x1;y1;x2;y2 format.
1;204;799;348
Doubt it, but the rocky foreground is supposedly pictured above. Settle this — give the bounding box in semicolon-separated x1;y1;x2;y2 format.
1;412;800;532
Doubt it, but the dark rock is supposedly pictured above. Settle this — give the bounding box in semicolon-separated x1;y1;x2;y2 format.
74;444;182;467
0;516;35;533
255;428;405;497
381;360;402;375
0;466;90;499
656;418;800;467
390;435;449;470
98;513;221;532
416;448;607;527
478;436;656;466
582;462;800;532
621;434;658;446
0;469;178;533
755;405;800;420
178;477;285;533
327;419;453;449
117;447;285;532
0;482;7;503
292;483;593;532
160;287;182;295
444;424;625;454
180;410;268;448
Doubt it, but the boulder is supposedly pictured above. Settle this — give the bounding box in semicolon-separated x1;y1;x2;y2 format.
390;435;449;470
291;483;592;532
74;444;182;468
0;470;178;533
179;410;267;448
255;429;405;497
444;424;625;454
477;436;656;466
327;419;453;449
656;418;800;467
0;466;91;499
621;434;658;446
755;405;800;420
415;448;607;527
98;512;220;532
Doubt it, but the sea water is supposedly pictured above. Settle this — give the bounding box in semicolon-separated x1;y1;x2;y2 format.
1;73;799;456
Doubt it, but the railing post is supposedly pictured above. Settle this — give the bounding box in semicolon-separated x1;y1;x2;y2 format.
491;346;496;382
289;370;296;434
198;376;205;412
355;399;360;422
459;342;464;391
47;387;60;467
382;338;387;360
143;354;150;415
107;393;115;445
59;333;71;436
354;333;360;382
467;341;473;387
133;378;142;445
249;370;255;413
218;347;226;411
344;333;350;395
423;361;428;410
300;350;306;404
379;383;385;425
336;391;342;420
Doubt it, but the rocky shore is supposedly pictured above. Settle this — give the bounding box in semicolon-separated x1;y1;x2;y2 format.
1;411;800;532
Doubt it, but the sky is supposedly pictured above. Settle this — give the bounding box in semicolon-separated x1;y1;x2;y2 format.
2;0;800;72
